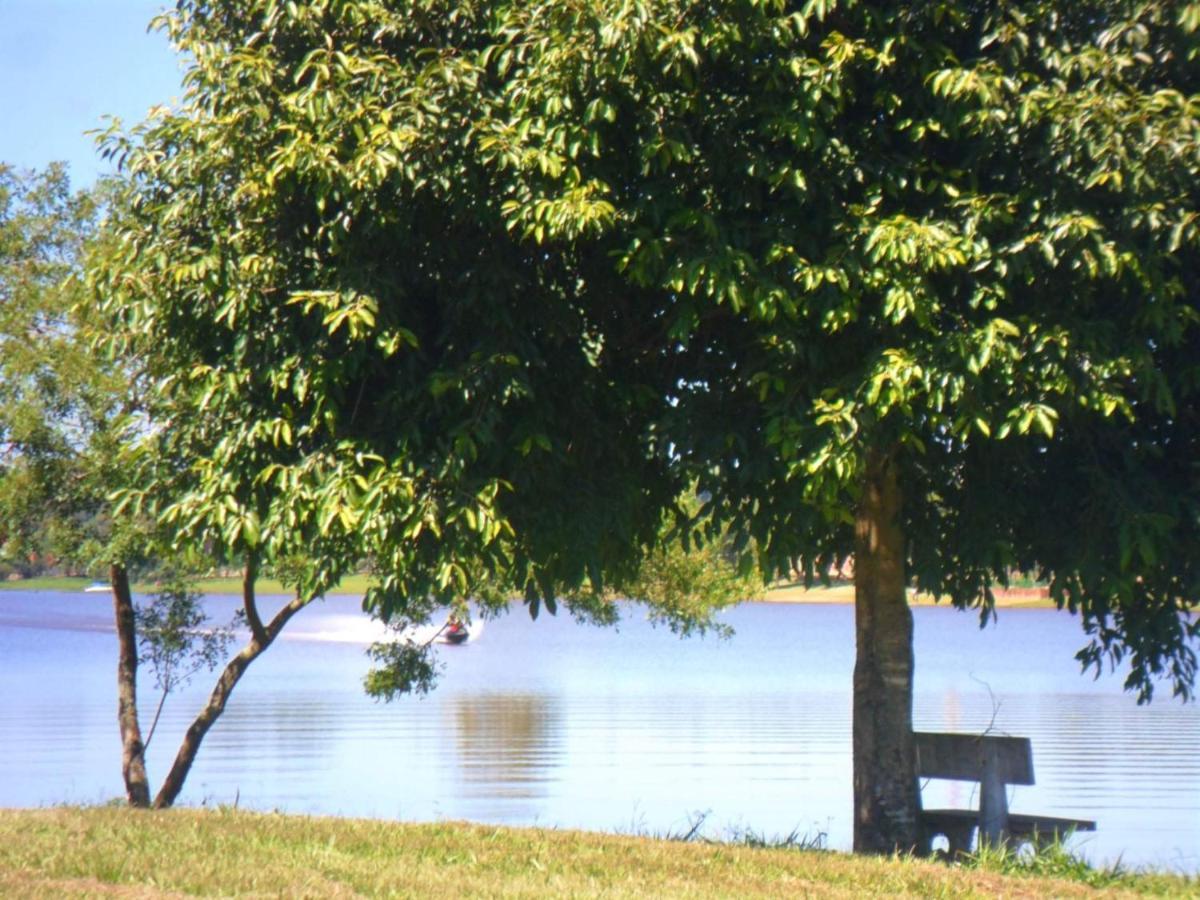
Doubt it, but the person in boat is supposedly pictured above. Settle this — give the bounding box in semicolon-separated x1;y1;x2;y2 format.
443;614;469;644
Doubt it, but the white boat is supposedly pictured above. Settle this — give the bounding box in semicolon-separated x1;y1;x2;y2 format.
82;582;110;593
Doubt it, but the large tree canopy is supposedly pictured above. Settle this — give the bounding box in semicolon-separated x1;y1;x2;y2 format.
89;0;752;811
476;0;1200;850
477;0;1200;693
92;0;1199;851
95;2;694;619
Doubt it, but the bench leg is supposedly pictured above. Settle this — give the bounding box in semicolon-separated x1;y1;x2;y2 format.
945;822;975;858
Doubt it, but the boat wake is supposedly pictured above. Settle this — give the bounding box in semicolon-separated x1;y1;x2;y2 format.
284;613;484;646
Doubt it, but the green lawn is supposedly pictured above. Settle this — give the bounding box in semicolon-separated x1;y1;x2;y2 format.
0;807;1187;898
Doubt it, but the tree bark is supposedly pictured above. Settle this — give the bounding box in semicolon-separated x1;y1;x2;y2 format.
111;563;151;808
152;580;310;809
852;447;920;853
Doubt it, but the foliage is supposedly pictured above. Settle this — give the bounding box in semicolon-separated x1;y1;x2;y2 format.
136;578;238;694
90;0;749;680
615;535;751;638
439;0;1199;850
0;164;124;578
566;501;762;638
85;0;768;811
459;0;1200;700
360;496;756;698
91;0;1199;700
87;0;1197;842
363;639;441;701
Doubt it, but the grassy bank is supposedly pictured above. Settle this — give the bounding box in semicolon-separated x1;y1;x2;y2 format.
0;575;102;592
0;573;372;596
0;808;1187;898
763;581;1057;609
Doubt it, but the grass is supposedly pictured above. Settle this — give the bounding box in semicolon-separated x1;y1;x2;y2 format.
637;809;829;851
963;836;1192;894
0;575;100;592
0;807;1192;898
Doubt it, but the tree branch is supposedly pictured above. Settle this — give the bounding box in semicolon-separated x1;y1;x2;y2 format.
242;555;267;644
143;686;170;753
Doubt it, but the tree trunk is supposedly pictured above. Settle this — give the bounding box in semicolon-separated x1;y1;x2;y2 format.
111;563;151;807
152;589;310;808
852;447;919;853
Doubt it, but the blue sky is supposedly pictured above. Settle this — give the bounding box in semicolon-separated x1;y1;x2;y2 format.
0;1;183;187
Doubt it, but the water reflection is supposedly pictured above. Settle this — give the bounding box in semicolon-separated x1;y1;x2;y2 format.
201;699;344;772
450;693;561;824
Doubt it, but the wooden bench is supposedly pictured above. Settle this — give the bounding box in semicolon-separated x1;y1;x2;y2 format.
915;731;1096;856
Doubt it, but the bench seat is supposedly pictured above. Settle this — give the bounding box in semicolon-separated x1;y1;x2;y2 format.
1006;813;1097;844
921;808;1096;856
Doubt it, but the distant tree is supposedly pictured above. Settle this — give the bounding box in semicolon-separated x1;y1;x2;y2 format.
0;163;119;578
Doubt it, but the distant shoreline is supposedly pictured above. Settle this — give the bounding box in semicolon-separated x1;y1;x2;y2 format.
2;575;1056;609
760;582;1055;609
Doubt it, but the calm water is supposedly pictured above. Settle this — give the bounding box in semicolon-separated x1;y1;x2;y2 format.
1;591;1197;873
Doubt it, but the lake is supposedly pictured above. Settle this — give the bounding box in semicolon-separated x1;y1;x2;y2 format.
1;590;1197;873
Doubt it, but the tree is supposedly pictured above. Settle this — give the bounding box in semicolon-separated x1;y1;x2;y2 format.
91;0;1199;855
134;576;238;755
0;165;244;806
464;0;1200;853
0;164;105;576
89;2;753;809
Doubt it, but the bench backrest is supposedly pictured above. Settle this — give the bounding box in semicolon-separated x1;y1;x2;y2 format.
914;732;1034;786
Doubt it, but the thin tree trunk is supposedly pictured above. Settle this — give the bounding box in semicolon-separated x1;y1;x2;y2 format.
852;446;920;854
152;575;309;809
111;563;151;808
143;687;169;753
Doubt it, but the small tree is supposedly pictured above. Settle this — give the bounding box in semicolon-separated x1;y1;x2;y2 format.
135;576;238;752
